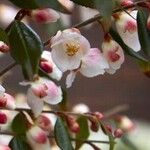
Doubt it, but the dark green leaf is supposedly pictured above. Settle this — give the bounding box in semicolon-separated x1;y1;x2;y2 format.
71;0;113;19
54;117;74;150
0;27;9;43
137;10;150;56
8;21;42;80
9;136;32;150
11;112;29;135
9;0;70;13
75;116;90;149
109;28;148;62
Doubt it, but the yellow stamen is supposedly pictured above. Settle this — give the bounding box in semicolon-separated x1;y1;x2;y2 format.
66;43;80;56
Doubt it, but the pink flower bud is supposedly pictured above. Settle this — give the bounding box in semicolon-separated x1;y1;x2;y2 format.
27;126;48;144
0;145;11;150
0;41;9;53
31;8;60;24
94;112;104;120
89;116;99;132
36;115;52;133
4;93;16;110
147;14;150;30
120;0;133;6
115;115;135;132
40;60;53;73
0;112;7;124
105;125;113;133
66;115;80;133
114;128;124;138
0;96;7;108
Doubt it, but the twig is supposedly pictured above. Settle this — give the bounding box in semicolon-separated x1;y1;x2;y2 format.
0;61;17;76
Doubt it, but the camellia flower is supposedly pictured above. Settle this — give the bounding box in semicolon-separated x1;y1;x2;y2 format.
51;28;91;72
27;126;50;150
40;51;62;81
0;85;16;109
114;10;141;52
27;77;62;117
66;48;109;88
31;8;60;24
0;41;9;53
0;144;11;150
102;35;125;74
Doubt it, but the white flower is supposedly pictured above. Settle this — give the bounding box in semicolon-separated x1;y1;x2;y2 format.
51;28;91;72
27;126;51;150
115;10;141;52
0;85;16;109
27;78;62;117
31;8;60;24
40;51;62;81
0;144;11;150
66;48;109;88
102;35;125;74
0;41;9;53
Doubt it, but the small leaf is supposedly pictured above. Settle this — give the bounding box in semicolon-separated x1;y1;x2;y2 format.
137;10;150;56
9;0;70;13
8;21;42;80
70;0;95;8
109;28;148;62
9;136;32;150
0;27;9;43
11;112;29;135
75;116;90;149
54;117;74;150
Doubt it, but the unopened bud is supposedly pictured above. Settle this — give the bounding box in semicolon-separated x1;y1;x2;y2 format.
94;112;104;120
105;125;113;133
66;115;80;133
89;116;99;132
0;112;7;124
0;145;11;150
4;93;16;109
31;8;60;24
0;41;9;53
120;0;133;6
114;128;123;138
36;115;52;133
40;60;53;73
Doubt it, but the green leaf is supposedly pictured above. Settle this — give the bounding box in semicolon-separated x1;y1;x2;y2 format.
0;27;9;43
109;28;148;62
8;21;42;80
100;122;115;150
11;112;29;135
9;0;70;13
9;136;32;150
71;0;113;18
54;117;74;150
137;10;150;56
75;116;90;149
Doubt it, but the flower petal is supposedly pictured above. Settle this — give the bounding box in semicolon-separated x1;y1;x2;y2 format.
0;85;5;97
27;88;44;117
80;48;109;77
66;71;76;88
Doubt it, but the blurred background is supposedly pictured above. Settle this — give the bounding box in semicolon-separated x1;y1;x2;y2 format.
0;0;150;150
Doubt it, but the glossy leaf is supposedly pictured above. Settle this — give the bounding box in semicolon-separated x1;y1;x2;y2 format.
137;10;150;56
109;28;148;62
8;21;42;80
0;27;9;43
11;112;29;135
54;117;74;150
9;0;70;13
9;136;32;150
71;0;113;18
75;116;90;149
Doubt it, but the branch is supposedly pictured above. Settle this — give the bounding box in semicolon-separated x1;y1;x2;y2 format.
0;61;17;76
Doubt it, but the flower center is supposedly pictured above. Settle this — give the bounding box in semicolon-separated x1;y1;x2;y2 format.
65;43;80;56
